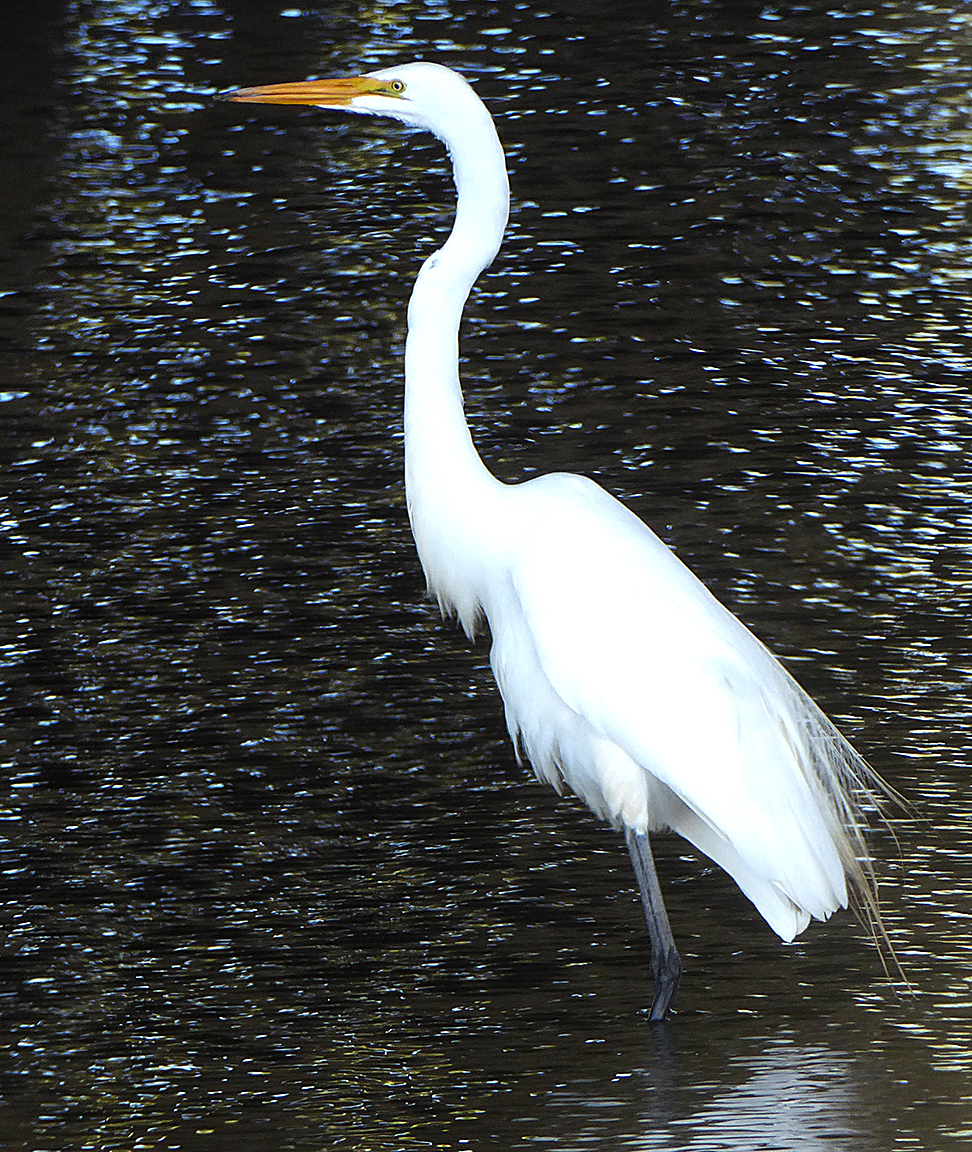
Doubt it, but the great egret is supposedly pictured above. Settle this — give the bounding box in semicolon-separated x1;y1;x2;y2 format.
229;62;890;1019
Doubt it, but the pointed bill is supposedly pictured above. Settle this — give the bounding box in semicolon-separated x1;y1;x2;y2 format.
226;76;402;107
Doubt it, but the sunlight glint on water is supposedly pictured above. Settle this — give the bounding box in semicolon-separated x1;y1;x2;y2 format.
0;1;971;1149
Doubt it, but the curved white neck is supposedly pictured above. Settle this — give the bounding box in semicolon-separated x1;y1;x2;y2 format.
404;101;509;456
402;95;510;629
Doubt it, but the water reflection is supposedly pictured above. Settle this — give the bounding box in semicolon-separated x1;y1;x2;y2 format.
626;1043;866;1151
2;0;972;1148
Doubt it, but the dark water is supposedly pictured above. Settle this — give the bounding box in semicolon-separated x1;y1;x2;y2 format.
1;0;971;1147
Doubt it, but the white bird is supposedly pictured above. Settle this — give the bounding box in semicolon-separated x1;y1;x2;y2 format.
229;62;890;1018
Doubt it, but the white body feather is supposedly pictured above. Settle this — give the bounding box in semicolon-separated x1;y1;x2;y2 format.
340;63;875;943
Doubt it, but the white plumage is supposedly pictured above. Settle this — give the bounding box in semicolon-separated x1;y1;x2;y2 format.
230;61;888;1017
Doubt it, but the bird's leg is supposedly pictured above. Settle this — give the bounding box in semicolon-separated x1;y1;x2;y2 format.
625;828;682;1020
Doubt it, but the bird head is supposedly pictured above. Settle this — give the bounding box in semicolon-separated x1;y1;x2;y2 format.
227;61;481;137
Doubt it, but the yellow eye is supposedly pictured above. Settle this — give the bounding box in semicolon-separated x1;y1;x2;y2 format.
389;79;406;94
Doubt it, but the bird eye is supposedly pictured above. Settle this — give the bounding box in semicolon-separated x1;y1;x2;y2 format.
389;79;406;93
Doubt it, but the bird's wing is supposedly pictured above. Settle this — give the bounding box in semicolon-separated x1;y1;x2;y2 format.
506;473;850;917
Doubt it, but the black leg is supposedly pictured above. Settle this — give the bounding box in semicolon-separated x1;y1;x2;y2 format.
626;828;682;1020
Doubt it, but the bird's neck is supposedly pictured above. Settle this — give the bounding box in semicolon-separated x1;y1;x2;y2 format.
403;104;510;631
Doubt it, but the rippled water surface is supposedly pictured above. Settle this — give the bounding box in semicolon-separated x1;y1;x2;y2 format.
2;0;972;1148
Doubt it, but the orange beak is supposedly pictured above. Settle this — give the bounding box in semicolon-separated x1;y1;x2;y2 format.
227;76;400;107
